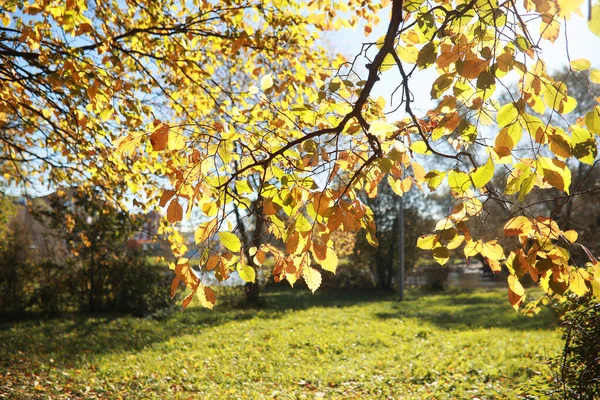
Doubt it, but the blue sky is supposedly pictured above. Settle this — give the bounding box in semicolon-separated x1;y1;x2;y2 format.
324;6;600;120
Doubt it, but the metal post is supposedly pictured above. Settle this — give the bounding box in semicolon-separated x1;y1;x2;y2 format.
397;195;405;301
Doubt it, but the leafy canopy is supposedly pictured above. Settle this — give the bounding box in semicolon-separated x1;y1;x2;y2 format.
2;0;600;310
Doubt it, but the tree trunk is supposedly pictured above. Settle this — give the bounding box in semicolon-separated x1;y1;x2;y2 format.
233;189;265;307
89;246;96;312
244;198;264;307
244;282;261;305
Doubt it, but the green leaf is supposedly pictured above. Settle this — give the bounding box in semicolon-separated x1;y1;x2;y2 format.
515;35;531;52
219;232;241;252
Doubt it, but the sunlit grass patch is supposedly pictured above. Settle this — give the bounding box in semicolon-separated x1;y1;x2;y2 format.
0;288;561;399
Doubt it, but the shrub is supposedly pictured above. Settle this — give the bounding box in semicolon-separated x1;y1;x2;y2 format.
555;295;600;399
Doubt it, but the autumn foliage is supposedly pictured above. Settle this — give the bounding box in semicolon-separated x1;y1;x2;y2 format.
2;0;600;310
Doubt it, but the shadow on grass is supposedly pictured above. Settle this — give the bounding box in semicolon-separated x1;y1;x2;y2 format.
0;287;392;371
0;287;557;373
375;289;558;331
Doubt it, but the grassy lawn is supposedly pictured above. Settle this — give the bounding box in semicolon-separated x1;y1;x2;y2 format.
1;288;562;399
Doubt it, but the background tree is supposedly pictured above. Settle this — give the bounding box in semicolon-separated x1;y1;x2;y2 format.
3;1;600;311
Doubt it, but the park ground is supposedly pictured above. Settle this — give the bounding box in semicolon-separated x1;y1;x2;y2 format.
1;288;562;399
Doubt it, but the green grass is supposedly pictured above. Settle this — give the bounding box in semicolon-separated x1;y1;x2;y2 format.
0;288;562;399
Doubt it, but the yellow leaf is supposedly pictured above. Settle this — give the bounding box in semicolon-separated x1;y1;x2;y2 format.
508;275;525;310
195;218;218;244
471;157;494;189
167;133;186;151
387;175;412;196
412;162;425;182
504;216;532;237
585;107;600;135
235;180;253;194
571;127;597;165
397;45;418;64
570;270;588;296
561;96;577;114
497;103;518;127
261;73;274;90
590;69;600;84
563;230;578;243
557;0;584;18
481;240;504;261
417;234;439;250
237;263;256;283
302;265;322;293
219;231;241;252
447;170;470;194
570;58;591;71
316;246;338;274
369;120;398;140
464;240;481;257
434;218;454;232
423;170;446;191
410;141;429;154
114;134;142;155
295;214;312;232
540;15;560;43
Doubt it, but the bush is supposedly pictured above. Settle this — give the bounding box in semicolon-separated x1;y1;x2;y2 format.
421;266;449;291
320;258;376;290
0;190;175;317
554;295;600;399
111;257;174;317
